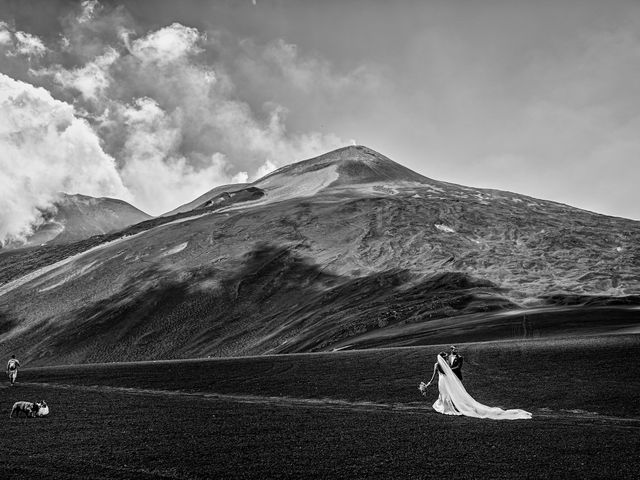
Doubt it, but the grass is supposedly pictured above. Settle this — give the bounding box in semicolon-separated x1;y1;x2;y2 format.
1;335;638;479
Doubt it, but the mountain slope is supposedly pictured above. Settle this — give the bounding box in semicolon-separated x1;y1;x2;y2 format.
165;145;432;216
258;145;431;186
161;184;250;217
4;194;151;248
0;146;639;365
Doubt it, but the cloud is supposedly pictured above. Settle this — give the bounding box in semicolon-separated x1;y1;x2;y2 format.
0;21;47;58
13;31;47;57
35;47;119;101
0;22;11;45
116;96;251;208
128;23;202;66
226;36;385;140
262;39;375;93
233;37;382;101
254;159;277;180
0;73;130;245
0;1;370;239
78;0;100;24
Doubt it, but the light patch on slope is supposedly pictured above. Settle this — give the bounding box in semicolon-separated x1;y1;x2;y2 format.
0;237;134;298
189;278;222;293
161;242;188;257
435;224;455;233
0;209;216;298
38;260;100;293
372;185;399;195
219;165;340;212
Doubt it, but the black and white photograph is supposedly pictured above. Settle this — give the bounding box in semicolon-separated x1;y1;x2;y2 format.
0;0;639;478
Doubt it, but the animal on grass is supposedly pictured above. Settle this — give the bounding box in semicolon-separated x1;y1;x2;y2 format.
9;400;49;418
34;400;49;417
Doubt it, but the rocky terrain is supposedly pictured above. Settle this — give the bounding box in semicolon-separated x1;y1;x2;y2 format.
0;145;638;364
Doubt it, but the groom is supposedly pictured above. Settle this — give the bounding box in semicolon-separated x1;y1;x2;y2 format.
448;346;463;380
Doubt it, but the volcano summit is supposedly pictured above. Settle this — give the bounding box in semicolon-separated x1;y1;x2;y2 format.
1;146;639;365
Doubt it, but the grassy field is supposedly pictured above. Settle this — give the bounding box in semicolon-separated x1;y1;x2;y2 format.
1;334;639;479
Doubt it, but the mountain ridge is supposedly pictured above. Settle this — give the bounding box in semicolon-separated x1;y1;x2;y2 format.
165;145;434;217
1;145;638;365
3;193;151;249
258;145;432;185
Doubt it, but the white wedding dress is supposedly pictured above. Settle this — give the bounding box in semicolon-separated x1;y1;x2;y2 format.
431;355;532;420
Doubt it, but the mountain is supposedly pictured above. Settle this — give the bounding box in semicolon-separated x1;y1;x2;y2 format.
161;184;250;216
0;145;639;365
3;194;151;248
164;145;430;216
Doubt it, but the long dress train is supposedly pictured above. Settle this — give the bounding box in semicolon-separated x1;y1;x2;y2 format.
432;355;532;420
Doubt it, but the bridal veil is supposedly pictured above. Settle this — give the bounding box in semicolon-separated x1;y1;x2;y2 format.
433;355;532;420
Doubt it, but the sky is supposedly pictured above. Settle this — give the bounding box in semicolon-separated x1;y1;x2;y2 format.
1;0;639;243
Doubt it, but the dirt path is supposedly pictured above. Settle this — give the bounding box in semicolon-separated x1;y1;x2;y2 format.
16;381;640;426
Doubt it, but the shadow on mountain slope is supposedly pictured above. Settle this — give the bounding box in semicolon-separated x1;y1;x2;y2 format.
0;310;17;336
7;243;517;365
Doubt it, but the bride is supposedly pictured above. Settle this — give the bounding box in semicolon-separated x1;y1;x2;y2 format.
419;352;532;420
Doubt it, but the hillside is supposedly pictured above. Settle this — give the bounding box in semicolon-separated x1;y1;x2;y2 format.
3;194;151;248
0;145;639;364
161;183;250;217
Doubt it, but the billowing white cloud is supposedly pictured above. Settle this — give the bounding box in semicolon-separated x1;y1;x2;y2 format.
254;159;277;180
121;97;182;161
231;171;249;183
0;1;360;237
116;96;249;210
78;0;100;24
13;31;46;57
0;73;130;244
34;47;119;101
128;23;202;66
0;22;11;45
0;22;47;57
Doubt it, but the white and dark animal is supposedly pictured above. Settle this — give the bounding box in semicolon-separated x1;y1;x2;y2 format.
10;401;37;418
9;400;49;418
34;400;49;417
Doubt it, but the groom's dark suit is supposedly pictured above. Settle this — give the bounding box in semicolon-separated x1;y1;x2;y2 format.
448;353;463;380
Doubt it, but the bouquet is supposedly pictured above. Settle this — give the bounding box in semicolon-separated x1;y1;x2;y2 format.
418;381;430;396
